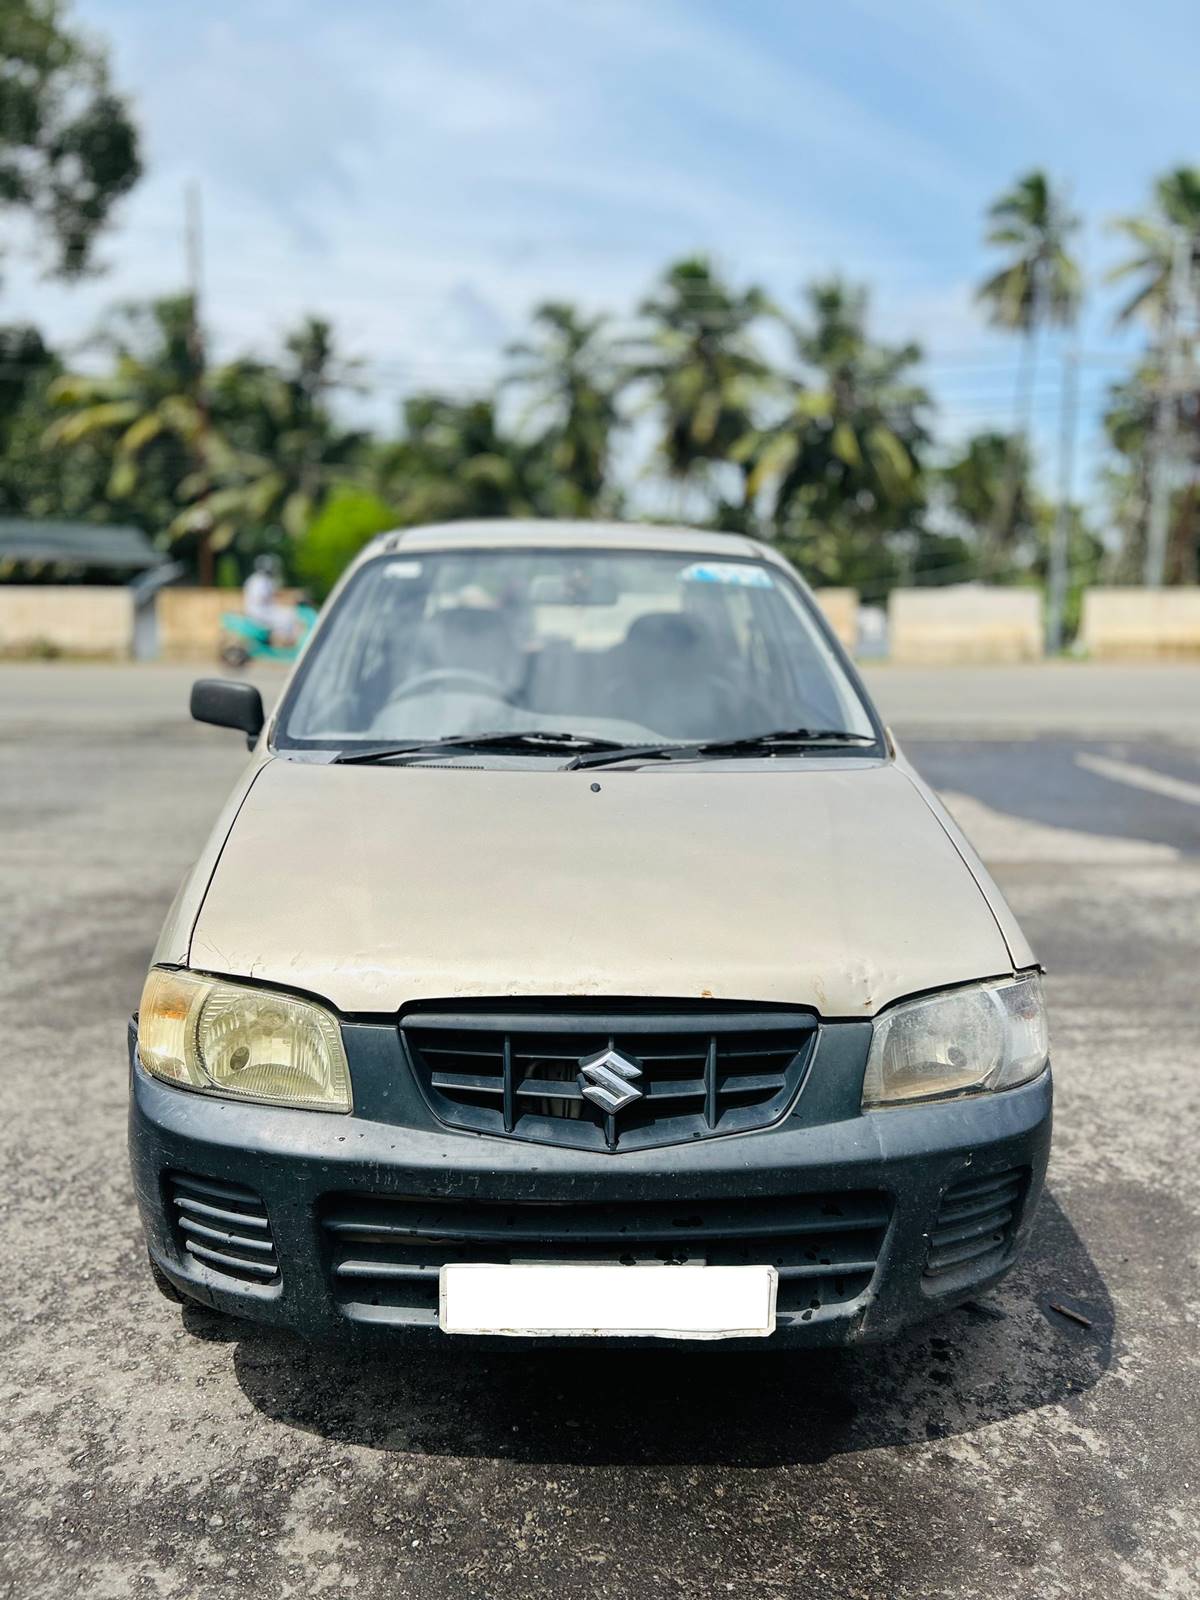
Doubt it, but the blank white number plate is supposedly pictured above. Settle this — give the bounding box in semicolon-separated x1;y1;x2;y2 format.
439;1262;778;1339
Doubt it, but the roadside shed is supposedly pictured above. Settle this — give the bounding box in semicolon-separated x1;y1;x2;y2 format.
0;519;172;658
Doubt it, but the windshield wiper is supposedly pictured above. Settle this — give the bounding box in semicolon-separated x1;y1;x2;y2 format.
565;727;878;771
333;730;630;764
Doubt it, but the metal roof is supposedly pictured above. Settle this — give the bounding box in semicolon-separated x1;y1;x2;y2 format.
0;518;163;571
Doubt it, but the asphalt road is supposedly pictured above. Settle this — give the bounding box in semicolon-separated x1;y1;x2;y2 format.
1;662;1198;1600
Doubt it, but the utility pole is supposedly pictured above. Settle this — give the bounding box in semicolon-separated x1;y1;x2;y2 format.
988;263;1045;570
185;180;205;330
1047;342;1080;654
1143;227;1191;587
183;181;215;586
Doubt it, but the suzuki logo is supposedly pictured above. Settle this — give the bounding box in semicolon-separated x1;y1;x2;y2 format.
577;1046;644;1114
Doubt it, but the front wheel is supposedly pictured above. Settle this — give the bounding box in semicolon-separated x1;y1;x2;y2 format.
219;640;251;669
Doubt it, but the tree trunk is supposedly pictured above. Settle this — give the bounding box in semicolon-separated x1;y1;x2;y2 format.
1015;319;1041;443
197;531;214;586
1168;479;1198;585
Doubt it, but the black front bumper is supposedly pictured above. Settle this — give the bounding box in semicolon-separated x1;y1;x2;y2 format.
127;1017;1052;1349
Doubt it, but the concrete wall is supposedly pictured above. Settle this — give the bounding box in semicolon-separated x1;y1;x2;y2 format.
157;588;230;660
13;579;1192;665
0;587;133;658
813;588;858;652
1080;588;1200;659
889;585;1043;664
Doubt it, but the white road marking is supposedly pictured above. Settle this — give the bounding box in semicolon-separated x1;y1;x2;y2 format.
1076;752;1200;809
939;790;1180;865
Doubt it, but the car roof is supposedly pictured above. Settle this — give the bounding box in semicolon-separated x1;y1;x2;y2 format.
353;518;774;564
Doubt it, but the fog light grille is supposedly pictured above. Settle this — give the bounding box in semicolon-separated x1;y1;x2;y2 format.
925;1167;1026;1280
166;1172;279;1285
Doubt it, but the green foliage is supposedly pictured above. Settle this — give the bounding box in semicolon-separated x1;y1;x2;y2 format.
294;487;396;599
214;552;241;590
41;303;367;577
974;171;1082;567
627;255;772;504
1100;164;1200;579
907;528;976;590
374;394;547;526
40;293;222;571
938;429;1037;570
506;302;621;516
976;171;1081;333
0;0;142;277
0;324;142;524
5;215;1129;599
1108;166;1200;328
194;317;367;548
13;269;993;596
745;278;930;589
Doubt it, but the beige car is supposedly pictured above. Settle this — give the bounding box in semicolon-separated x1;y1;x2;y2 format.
130;521;1051;1347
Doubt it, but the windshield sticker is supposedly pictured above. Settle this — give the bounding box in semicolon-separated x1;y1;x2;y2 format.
382;560;423;580
681;561;774;589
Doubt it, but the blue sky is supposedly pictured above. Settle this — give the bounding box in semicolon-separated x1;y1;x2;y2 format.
9;0;1199;492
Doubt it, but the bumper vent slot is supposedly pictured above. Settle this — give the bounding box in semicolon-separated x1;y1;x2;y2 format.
924;1167;1026;1281
167;1172;279;1285
321;1189;889;1327
403;1003;817;1152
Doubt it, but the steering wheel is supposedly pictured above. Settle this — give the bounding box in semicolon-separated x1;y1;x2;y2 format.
386;667;518;704
687;670;750;733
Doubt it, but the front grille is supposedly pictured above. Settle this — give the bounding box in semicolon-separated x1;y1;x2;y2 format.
166;1172;279;1285
924;1167;1027;1281
403;1003;817;1151
321;1189;889;1326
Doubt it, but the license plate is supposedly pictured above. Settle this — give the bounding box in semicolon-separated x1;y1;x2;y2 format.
439;1263;778;1339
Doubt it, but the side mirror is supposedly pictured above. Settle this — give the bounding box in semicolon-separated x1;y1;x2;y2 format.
191;679;265;749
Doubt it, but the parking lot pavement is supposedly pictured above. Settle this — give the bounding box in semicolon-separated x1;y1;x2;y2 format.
1;663;1197;1600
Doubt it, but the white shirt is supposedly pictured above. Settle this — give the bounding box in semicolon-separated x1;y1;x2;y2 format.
243;571;277;624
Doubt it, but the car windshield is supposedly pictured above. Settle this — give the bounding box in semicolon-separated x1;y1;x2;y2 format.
277;547;877;751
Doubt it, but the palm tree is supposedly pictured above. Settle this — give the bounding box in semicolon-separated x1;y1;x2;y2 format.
977;171;1081;439
375;395;545;525
1109;167;1200;328
181;317;367;556
1102;356;1200;583
1108;169;1200;586
505;302;621;516
741;279;930;584
45;294;206;482
46;303;368;573
939;430;1035;569
43;293;231;576
627;256;772;512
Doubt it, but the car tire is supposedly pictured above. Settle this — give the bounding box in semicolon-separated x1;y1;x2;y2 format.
147;1251;185;1304
219;642;251;669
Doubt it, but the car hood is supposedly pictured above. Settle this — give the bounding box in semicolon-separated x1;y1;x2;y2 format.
186;758;1017;1018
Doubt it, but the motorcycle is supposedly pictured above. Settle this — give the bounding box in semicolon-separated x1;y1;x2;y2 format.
218;603;318;668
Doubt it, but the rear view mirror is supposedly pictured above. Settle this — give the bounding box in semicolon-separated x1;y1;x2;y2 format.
191;679;265;748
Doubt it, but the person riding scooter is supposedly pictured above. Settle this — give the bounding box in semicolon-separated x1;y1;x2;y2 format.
242;554;299;647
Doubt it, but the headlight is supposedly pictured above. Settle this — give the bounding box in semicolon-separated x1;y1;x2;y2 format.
862;972;1048;1108
137;968;351;1112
